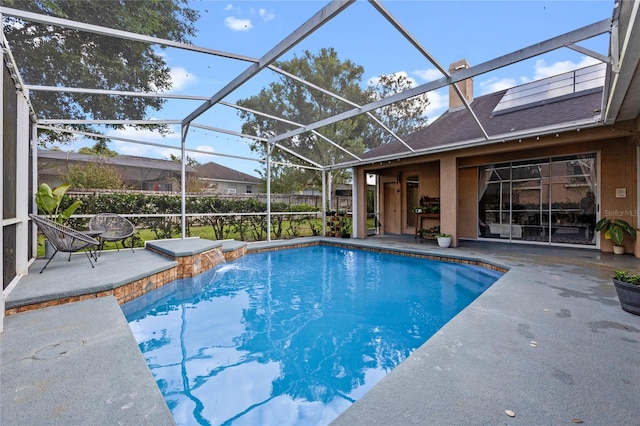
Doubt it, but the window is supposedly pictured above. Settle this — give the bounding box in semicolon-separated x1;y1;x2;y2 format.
246;185;252;194
227;188;236;194
478;154;596;246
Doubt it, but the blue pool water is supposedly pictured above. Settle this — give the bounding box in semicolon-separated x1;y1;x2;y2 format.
123;246;501;425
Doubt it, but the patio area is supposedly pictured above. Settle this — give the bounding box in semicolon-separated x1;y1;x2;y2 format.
1;236;640;425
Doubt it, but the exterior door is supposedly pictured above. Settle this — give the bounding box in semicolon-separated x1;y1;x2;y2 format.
383;182;400;234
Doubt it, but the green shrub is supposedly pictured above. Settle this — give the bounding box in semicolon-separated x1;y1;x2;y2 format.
68;192;321;242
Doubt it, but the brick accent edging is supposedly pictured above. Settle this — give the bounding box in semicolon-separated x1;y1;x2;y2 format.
6;245;249;316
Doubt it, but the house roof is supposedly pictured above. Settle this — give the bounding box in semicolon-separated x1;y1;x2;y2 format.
362;81;603;160
37;150;197;173
196;162;262;184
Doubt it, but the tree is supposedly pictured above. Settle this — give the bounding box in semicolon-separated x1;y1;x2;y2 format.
77;140;119;157
168;154;203;193
236;48;429;207
168;153;200;168
3;0;199;146
366;73;430;148
62;161;127;190
237;48;371;206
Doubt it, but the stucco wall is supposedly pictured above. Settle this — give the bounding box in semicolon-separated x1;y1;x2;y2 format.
599;136;638;253
458;167;478;239
358;124;639;253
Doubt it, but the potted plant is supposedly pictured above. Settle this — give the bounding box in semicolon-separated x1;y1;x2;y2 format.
340;217;351;238
612;270;640;315
35;183;82;258
35;183;82;224
420;226;440;240
595;218;636;254
436;233;452;248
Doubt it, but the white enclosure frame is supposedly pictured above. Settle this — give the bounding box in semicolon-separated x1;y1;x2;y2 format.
1;0;631;241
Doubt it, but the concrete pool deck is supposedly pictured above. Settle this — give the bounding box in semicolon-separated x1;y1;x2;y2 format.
1;236;639;425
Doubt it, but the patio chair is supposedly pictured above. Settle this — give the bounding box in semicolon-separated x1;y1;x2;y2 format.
29;214;100;274
89;213;135;255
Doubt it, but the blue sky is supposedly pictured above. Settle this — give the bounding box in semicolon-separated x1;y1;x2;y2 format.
82;0;614;176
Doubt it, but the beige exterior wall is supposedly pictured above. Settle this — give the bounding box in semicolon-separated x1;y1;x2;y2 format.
458;167;478;239
439;154;458;246
599;136;639;253
356;122;639;253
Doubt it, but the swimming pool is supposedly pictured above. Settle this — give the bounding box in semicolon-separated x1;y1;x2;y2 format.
123;245;502;425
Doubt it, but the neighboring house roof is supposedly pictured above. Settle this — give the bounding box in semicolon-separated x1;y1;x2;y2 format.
37;150;197;173
362;73;604;161
196;162;262;184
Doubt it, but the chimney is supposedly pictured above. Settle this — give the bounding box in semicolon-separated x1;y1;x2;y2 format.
448;59;473;111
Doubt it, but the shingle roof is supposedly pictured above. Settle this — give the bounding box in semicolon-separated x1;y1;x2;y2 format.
37;150;197;173
362;87;603;159
196;162;262;184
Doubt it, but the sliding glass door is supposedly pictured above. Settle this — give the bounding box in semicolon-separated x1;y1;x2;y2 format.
478;154;597;246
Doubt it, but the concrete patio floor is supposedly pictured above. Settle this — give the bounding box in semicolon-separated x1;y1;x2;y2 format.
2;236;640;425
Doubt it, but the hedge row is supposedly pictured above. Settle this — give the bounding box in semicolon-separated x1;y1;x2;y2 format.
58;193;322;242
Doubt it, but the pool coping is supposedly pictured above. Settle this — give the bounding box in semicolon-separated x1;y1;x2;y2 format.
249;237;511;274
6;237;508;315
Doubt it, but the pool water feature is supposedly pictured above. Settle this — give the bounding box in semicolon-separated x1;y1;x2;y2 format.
123;245;502;425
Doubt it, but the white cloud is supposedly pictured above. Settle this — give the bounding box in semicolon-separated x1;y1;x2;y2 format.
424;89;447;119
189;145;216;163
106;127;220;164
169;67;197;91
108;125;179;142
414;68;445;82
225;16;253;31
224;4;233;11
259;8;275;22
111;141;170;159
532;56;601;80
479;76;518;95
105;126;180;158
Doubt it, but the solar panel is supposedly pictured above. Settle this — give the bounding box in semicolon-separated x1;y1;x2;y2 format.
493;63;606;115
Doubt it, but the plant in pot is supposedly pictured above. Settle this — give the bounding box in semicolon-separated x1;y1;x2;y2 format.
420;226;439;240
612;270;640;315
35;183;82;258
436;233;452;248
339;217;352;238
595;218;636;254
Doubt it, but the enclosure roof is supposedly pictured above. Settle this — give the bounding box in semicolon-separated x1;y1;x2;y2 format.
2;0;640;171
